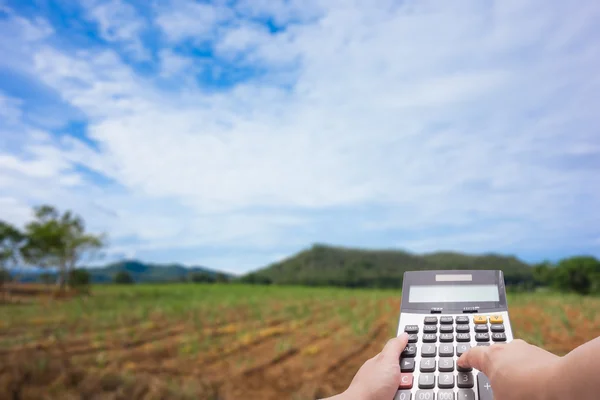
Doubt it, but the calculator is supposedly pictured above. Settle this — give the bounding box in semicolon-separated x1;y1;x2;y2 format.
395;270;513;400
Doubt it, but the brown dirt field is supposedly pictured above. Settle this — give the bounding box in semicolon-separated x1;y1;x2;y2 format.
2;291;600;400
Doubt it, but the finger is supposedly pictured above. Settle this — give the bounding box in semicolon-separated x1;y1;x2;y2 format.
457;345;490;372
381;333;409;362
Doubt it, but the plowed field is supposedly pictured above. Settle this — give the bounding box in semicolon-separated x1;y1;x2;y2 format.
1;284;599;399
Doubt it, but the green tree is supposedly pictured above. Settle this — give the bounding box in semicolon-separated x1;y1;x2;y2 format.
0;221;25;298
189;272;216;283
39;272;55;285
215;272;229;283
114;271;134;284
68;268;91;287
0;269;11;285
532;261;554;287
554;256;600;295
22;205;104;290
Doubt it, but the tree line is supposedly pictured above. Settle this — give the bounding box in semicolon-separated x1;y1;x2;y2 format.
239;245;600;295
3;205;599;295
0;205;104;291
532;257;600;295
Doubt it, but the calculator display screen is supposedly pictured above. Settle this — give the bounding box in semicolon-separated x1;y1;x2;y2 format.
408;284;500;303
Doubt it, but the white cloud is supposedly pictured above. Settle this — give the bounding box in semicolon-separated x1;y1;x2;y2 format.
84;0;148;59
0;197;32;227
0;93;23;124
0;6;53;72
158;49;194;77
155;0;231;43
0;0;599;271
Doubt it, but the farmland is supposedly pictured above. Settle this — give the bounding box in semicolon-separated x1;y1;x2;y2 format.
1;285;600;400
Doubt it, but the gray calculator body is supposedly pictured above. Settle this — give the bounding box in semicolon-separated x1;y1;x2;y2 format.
395;270;513;400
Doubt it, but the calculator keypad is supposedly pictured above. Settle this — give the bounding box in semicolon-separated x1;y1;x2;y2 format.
398;312;511;400
421;344;437;357
401;358;416;372
439;333;453;342
423;325;438;334
419;374;435;389
422;334;437;343
456;333;470;342
420;358;436;372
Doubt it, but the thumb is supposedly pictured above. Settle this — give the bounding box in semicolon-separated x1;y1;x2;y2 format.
457;346;490;372
381;333;409;362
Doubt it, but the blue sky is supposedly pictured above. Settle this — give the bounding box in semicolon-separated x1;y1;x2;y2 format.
0;0;599;274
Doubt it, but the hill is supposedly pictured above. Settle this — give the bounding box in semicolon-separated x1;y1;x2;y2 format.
12;260;230;284
242;244;534;288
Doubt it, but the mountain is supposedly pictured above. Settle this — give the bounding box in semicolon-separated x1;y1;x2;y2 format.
11;260;231;284
242;244;534;288
88;260;230;283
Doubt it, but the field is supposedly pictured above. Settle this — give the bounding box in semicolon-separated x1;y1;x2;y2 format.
1;284;600;400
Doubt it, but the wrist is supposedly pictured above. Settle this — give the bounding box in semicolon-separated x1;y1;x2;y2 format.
537;356;565;400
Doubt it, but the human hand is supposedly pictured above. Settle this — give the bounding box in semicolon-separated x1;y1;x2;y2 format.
327;333;409;400
457;339;562;400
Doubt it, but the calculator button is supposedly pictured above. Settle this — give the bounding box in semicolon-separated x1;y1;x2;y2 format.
456;343;471;356
439;333;453;342
457;372;475;388
400;358;415;372
408;334;419;343
401;344;417;357
456;324;470;333
404;325;419;333
415;390;435;400
456;333;471;342
490;324;505;333
475;332;490;342
424;316;438;325
492;332;507;342
473;316;487;324
438;357;454;372
440;316;453;324
457;389;475;400
438;373;455;389
394;391;412;400
474;324;488;333
477;373;494;400
423;325;437;334
439;344;454;357
439;325;453;333
418;374;435;389
422;334;437;343
420;358;436;372
489;315;503;324
455;316;469;324
399;373;414;389
421;344;437;357
457;363;473;372
437;389;455;400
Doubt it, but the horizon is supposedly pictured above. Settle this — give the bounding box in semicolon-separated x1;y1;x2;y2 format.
1;0;599;274
7;243;570;276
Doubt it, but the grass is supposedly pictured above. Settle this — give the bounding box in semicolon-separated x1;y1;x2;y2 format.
2;284;600;399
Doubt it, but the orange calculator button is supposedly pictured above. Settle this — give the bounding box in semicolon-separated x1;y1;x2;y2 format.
473;315;487;324
489;315;503;324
